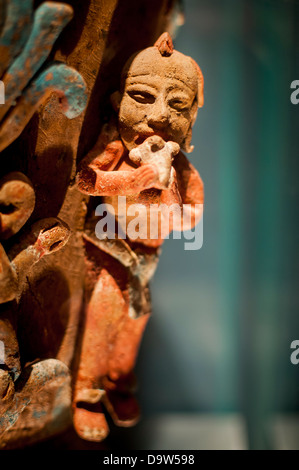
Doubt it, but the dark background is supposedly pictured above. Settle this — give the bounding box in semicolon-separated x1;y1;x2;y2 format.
136;0;299;450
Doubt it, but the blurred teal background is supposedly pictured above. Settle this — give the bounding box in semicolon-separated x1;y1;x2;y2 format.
136;0;299;450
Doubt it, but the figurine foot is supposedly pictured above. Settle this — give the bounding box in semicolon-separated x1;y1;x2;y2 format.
103;390;140;427
73;403;109;442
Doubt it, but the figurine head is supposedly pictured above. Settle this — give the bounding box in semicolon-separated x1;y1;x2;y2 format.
111;32;204;153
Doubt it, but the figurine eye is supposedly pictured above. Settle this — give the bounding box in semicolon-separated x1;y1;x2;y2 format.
128;90;155;104
168;98;190;111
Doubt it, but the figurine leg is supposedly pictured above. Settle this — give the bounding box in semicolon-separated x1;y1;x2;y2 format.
73;261;149;441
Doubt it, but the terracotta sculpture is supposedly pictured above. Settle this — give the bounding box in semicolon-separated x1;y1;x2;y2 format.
74;32;204;441
0;1;204;447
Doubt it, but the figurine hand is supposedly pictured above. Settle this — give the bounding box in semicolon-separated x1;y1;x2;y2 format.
130;164;160;192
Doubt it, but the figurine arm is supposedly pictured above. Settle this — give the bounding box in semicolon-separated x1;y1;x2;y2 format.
168;152;204;231
77;138;159;196
77;159;160;196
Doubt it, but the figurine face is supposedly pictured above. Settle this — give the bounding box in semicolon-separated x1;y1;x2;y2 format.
114;48;200;152
118;74;197;151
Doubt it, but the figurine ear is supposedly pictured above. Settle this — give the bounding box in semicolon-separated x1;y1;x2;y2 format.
181;105;198;153
110;91;121;112
181;126;194;153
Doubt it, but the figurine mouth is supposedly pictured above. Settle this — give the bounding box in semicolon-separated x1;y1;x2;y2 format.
134;132;171;146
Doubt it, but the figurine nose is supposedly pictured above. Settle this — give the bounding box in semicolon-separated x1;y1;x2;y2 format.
147;97;170;130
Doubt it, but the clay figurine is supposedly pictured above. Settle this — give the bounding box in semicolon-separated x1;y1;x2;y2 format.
74;32;204;441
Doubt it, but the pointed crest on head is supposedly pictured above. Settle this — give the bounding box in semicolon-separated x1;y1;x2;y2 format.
154;32;174;57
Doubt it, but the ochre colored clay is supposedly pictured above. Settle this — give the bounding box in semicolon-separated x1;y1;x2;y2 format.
74;32;204;441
